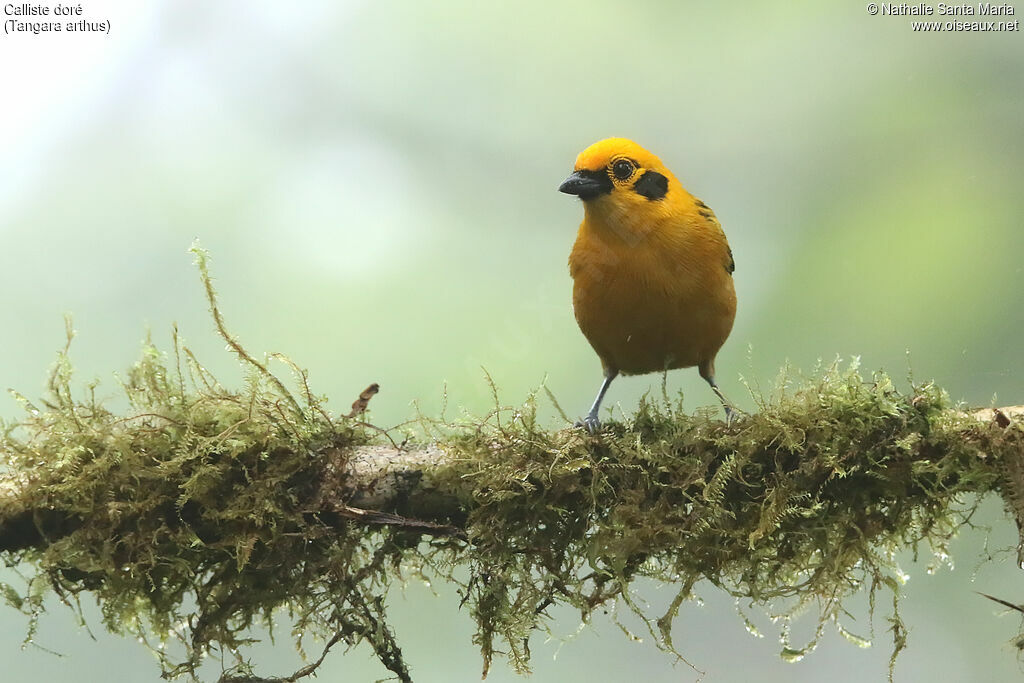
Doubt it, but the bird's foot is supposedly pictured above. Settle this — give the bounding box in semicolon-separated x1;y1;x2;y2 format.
574;412;602;434
721;403;749;426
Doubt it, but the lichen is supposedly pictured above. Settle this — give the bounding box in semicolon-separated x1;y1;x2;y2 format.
0;247;1020;682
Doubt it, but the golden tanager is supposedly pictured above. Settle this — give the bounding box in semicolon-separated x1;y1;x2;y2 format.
559;138;737;431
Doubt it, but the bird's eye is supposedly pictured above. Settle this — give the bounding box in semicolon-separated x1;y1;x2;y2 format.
612;159;635;180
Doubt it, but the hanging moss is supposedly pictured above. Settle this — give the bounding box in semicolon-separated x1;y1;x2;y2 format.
443;363;1016;679
0;246;1020;682
0;247;414;682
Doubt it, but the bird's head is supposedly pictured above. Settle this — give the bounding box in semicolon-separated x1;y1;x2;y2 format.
559;137;678;204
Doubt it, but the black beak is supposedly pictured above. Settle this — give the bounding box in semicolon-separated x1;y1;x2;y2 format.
558;170;612;200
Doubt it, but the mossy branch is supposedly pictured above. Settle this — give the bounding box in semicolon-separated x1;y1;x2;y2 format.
1;249;1022;682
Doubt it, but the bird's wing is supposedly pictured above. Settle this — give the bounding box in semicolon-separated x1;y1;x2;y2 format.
694;198;734;274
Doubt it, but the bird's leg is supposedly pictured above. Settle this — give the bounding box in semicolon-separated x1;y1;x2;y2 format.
708;380;735;424
576;369;618;433
699;361;737;424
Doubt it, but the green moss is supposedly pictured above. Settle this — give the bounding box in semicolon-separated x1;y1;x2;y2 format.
0;248;407;682
0;247;1019;682
440;360;1014;680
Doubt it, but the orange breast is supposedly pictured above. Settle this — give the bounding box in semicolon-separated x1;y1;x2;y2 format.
570;214;735;376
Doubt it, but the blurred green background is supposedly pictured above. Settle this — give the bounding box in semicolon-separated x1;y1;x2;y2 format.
2;1;1022;681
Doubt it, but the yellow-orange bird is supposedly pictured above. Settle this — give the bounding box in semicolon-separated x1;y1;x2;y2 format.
559;138;736;431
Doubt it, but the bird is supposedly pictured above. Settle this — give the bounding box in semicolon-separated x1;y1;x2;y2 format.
559;138;736;432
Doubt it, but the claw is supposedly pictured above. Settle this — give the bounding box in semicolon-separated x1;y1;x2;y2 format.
574;413;602;434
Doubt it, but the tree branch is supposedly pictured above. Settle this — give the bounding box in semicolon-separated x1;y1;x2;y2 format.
4;406;1021;557
1;354;1022;683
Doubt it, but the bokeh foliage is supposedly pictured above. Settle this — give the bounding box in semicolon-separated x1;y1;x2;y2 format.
1;3;1022;681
